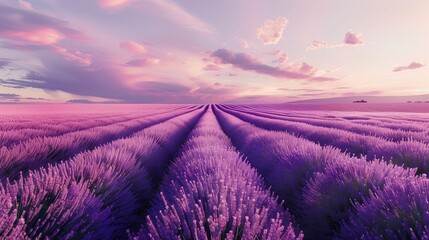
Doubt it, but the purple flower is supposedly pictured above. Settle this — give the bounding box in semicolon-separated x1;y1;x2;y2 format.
337;178;429;239
133;110;303;239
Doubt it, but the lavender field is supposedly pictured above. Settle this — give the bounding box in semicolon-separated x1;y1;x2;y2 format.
0;104;428;240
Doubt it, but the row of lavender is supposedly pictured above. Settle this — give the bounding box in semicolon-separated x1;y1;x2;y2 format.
0;105;192;147
213;105;429;239
252;104;429;123
0;107;205;239
232;105;429;141
220;105;429;175
0;105;185;130
130;109;303;239
238;104;429;132
1;104;428;239
0;106;201;181
1;106;304;239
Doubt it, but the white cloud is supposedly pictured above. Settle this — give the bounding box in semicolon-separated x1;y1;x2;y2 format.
256;17;288;45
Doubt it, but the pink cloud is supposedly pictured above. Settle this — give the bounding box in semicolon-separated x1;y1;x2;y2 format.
18;0;33;10
393;62;425;72
226;95;290;104
203;64;222;71
343;91;383;96
126;58;160;67
210;48;337;81
0;6;93;66
256;17;288;45
297;92;334;97
306;31;363;51
344;31;363;45
2;28;64;45
0;5;86;47
119;40;146;55
187;81;244;103
193;85;237;95
0;57;199;103
98;0;133;9
271;50;288;64
278;88;323;92
306;41;343;51
52;45;92;66
241;39;250;49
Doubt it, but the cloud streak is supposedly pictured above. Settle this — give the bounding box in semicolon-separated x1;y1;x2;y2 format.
271;50;288;64
120;40;147;55
0;4;85;46
98;0;133;9
147;0;214;34
306;41;342;51
0;93;20;99
210;48;337;81
343;91;383;96
393;62;425;72
52;46;92;66
0;59;10;69
0;5;92;66
203;64;222;71
18;0;33;10
278;88;324;92
306;31;363;51
0;93;48;103
2;28;64;45
0;52;242;103
98;0;214;33
126;58;160;67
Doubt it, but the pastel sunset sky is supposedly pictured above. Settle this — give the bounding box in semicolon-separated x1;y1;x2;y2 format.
0;0;428;103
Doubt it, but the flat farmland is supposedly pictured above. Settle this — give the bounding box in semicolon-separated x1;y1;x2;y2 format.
0;104;428;239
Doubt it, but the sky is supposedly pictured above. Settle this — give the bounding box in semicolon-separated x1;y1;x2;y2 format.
0;0;428;103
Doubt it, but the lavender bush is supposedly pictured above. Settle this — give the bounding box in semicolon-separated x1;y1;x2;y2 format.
224;105;429;143
1;104;428;239
0;108;204;239
220;105;429;175
338;178;429;239
133;110;303;239
300;159;415;238
214;105;426;239
0;107;196;181
0;171;112;239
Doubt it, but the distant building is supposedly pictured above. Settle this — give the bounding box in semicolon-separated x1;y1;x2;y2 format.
353;99;367;103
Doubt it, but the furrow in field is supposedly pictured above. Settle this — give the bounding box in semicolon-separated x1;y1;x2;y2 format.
0;104;188;131
223;105;429;143
213;105;427;240
0;106;202;181
219;105;429;175
132;106;302;239
0;105;184;131
234;104;429;132
0;106;206;239
0;106;192;147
